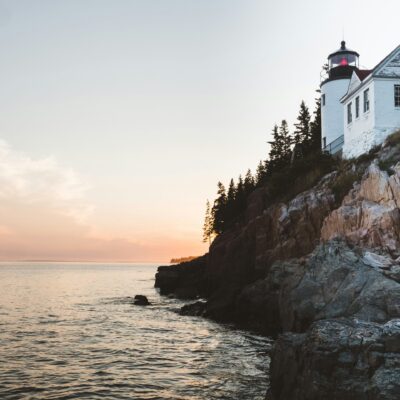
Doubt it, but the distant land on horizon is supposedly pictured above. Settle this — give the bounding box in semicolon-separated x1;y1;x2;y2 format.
0;259;165;264
170;256;199;264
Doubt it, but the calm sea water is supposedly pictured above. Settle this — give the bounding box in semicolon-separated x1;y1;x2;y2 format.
0;263;271;400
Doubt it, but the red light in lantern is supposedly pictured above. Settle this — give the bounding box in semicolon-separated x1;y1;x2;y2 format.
340;58;348;66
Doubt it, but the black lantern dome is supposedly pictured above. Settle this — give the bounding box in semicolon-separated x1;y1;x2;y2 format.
326;41;359;80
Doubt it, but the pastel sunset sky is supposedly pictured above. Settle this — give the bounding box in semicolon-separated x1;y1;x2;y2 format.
0;0;399;262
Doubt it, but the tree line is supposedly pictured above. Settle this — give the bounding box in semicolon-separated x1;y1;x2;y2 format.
203;97;322;244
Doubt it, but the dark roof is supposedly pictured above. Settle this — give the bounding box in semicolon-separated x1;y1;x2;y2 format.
355;69;372;81
328;40;360;59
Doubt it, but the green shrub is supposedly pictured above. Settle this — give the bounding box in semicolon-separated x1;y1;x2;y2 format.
265;152;337;205
378;158;396;175
355;145;381;164
385;130;400;147
330;170;363;205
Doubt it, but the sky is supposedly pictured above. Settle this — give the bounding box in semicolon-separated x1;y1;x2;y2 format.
0;0;399;262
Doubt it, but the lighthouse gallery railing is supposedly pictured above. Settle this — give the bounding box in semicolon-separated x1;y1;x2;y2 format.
323;135;344;155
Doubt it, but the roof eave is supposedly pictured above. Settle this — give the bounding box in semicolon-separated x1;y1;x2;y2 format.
328;50;360;59
340;44;400;103
371;44;400;77
340;74;373;103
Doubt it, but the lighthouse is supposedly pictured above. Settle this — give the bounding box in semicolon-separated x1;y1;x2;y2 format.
321;41;359;154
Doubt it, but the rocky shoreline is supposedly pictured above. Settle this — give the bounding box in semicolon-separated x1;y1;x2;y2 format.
155;139;400;399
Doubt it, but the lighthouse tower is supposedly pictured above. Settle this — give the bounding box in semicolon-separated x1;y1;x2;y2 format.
321;41;359;154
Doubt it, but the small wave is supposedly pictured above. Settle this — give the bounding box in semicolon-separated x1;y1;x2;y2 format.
0;264;270;400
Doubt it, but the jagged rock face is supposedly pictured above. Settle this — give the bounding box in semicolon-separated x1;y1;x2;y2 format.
155;146;400;399
268;319;400;400
282;242;400;330
236;241;400;335
155;256;206;299
254;179;335;273
255;241;400;399
205;174;336;295
321;163;400;256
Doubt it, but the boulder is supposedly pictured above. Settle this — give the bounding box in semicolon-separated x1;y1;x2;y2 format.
180;301;207;317
134;295;150;306
268;319;400;400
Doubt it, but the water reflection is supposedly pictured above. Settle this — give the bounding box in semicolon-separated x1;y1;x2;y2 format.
0;263;271;399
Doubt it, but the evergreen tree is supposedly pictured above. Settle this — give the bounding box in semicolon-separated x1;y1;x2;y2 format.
244;169;255;195
293;101;311;146
255;161;266;186
202;200;213;244
225;178;236;226
235;175;246;215
268;120;293;174
279;120;292;161
263;159;270;178
206;89;325;241
268;124;282;174
309;93;322;152
236;175;244;195
227;178;236;204
211;182;227;234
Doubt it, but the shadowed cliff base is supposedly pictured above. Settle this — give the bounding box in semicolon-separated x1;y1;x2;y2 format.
155;132;400;399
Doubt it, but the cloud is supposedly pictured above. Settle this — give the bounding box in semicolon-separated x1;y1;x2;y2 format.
0;139;204;262
0;139;92;222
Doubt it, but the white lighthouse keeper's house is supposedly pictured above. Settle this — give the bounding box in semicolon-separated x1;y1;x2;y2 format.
321;41;400;158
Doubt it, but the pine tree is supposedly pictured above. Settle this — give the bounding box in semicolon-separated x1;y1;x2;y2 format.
309;93;322;153
235;175;246;215
227;179;236;204
263;159;270;177
211;182;227;234
268;124;282;174
202;200;213;244
268;121;293;174
237;175;244;195
293;101;311;146
244;169;255;195
205;89;324;241
225;178;236;226
279;120;292;160
255;161;266;186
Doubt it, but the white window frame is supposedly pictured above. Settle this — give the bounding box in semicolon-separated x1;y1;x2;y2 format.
395;85;400;108
347;102;352;124
355;96;360;118
363;88;370;113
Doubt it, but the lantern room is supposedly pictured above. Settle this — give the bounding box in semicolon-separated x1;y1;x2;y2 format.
327;41;359;79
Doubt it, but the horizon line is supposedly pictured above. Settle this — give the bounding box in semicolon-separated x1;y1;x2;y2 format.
0;259;170;264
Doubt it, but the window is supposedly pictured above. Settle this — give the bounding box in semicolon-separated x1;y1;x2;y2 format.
355;96;360;118
322;94;326;106
323;137;326;148
347;102;352;124
395;85;400;107
329;53;358;69
364;88;370;112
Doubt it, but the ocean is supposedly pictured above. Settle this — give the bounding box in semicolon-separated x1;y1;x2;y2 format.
0;263;271;400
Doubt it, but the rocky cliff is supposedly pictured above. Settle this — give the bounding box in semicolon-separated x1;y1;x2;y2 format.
155;133;400;399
